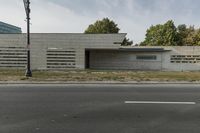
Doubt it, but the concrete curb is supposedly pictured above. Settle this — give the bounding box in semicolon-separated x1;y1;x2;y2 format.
0;81;200;84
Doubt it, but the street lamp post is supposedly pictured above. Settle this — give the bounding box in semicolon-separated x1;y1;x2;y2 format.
23;0;32;77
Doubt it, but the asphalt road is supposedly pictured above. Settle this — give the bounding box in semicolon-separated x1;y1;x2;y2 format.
0;84;200;133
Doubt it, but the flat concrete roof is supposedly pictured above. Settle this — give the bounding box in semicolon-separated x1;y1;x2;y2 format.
86;48;171;52
119;48;171;52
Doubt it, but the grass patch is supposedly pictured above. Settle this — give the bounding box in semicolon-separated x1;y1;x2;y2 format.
0;69;200;82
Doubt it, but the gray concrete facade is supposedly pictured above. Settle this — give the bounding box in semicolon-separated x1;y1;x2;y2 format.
90;46;200;71
0;33;125;70
89;50;163;70
0;33;200;71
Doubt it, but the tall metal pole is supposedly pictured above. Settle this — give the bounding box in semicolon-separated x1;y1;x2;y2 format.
25;0;32;77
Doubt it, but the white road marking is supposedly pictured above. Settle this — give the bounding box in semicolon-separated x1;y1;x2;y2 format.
125;101;196;105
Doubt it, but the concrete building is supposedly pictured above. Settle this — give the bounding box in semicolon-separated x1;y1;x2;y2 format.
0;33;200;71
0;21;22;34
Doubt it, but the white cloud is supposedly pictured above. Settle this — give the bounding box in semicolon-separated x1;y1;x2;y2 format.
0;0;98;34
0;0;25;29
1;0;200;44
30;1;94;33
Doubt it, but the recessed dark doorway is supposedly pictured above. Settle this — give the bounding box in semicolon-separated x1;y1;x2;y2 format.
85;50;90;69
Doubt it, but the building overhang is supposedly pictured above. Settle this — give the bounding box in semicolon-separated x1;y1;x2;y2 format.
85;47;172;52
118;48;171;52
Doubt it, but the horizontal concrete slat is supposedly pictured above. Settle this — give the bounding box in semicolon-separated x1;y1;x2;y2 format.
0;47;27;68
0;50;26;53
47;66;76;69
47;63;75;65
0;66;25;68
0;46;26;49
47;57;75;59
0;65;26;67
0;56;27;58
0;62;26;65
0;60;26;63
0;53;26;56
47;60;76;62
47;56;76;58
47;54;76;56
47;50;75;52
46;49;77;69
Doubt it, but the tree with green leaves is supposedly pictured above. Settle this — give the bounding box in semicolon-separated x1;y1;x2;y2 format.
177;24;187;45
177;25;200;46
141;20;200;46
141;20;179;46
85;18;120;34
190;29;200;46
85;18;133;46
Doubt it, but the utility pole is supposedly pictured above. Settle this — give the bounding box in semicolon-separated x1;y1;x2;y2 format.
23;0;32;77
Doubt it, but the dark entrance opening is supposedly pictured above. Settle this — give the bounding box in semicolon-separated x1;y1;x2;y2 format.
85;50;90;69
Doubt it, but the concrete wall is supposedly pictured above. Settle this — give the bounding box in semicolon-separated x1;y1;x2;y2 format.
161;46;200;71
0;33;125;70
1;34;200;71
129;46;200;71
89;50;162;70
89;46;200;71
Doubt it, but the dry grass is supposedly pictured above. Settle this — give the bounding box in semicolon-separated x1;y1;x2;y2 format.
0;69;200;82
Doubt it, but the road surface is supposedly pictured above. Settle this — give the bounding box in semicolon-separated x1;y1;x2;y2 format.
0;84;200;133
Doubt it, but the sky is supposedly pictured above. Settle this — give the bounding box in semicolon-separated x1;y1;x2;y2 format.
0;0;200;44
